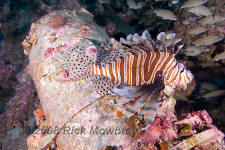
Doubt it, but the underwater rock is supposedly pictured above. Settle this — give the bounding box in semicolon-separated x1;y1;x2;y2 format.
56;96;132;150
0;61;16;106
173;110;225;149
139;115;176;144
24;9;136;150
0;65;38;150
133;110;225;149
175;110;212;126
0;65;36;129
0;127;27;150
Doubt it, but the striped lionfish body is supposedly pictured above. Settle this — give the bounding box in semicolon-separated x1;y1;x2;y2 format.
92;31;193;91
90;31;193;128
61;31;193;128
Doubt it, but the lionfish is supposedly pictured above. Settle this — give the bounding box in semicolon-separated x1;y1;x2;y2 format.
61;30;193;128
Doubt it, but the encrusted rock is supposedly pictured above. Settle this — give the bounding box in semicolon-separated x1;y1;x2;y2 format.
25;9;134;150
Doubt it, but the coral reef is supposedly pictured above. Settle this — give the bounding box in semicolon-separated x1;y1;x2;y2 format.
0;61;16;114
25;9;132;150
127;110;224;149
0;0;224;149
0;64;38;150
23;8;224;149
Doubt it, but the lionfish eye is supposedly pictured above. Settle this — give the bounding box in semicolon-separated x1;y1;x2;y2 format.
180;69;184;73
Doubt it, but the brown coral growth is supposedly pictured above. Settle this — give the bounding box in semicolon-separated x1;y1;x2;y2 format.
48;14;66;29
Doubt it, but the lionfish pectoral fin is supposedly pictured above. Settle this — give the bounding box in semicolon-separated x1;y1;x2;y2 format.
111;86;144;105
140;98;159;130
141;78;163;130
92;75;117;97
122;74;164;129
122;86;161;126
121;85;160;119
111;86;142;96
110;85;149;117
122;93;149;118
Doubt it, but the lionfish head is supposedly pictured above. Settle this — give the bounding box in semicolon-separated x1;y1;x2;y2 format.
177;62;194;90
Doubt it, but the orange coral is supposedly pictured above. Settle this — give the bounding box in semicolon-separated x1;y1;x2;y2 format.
34;107;45;126
35;107;44;118
116;110;123;118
